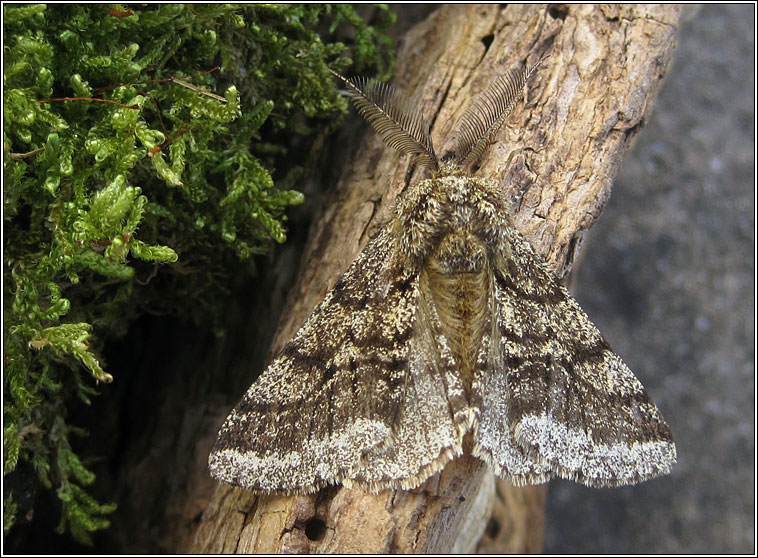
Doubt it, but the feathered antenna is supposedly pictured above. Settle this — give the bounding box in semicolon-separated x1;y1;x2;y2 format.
447;58;544;169
329;69;438;169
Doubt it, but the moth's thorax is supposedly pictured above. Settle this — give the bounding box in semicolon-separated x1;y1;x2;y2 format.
393;175;512;271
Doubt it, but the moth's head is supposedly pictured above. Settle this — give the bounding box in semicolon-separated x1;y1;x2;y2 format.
434;152;466;178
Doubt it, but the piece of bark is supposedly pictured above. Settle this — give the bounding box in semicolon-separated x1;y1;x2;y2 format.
190;4;682;554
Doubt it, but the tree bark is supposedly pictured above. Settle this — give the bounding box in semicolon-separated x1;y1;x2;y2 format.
189;4;682;553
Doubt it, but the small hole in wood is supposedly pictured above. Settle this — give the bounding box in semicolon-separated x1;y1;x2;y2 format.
548;4;569;20
480;33;495;51
485;517;501;538
305;517;327;541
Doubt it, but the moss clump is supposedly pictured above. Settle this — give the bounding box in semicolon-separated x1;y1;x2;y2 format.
3;3;395;545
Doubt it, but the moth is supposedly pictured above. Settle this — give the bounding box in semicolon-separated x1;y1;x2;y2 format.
209;59;676;493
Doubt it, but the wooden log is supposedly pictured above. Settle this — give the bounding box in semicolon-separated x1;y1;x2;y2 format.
189;4;682;553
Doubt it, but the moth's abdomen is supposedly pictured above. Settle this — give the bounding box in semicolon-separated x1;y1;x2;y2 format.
424;231;491;393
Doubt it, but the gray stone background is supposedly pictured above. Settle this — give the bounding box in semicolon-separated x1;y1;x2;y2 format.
543;4;754;553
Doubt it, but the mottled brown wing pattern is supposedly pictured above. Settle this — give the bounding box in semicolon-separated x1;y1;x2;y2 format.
209;226;466;493
210;227;409;491
338;252;475;492
470;257;556;486
479;219;677;487
346;298;470;491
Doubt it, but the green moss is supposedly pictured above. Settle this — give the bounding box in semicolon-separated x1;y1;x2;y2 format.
3;3;395;545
